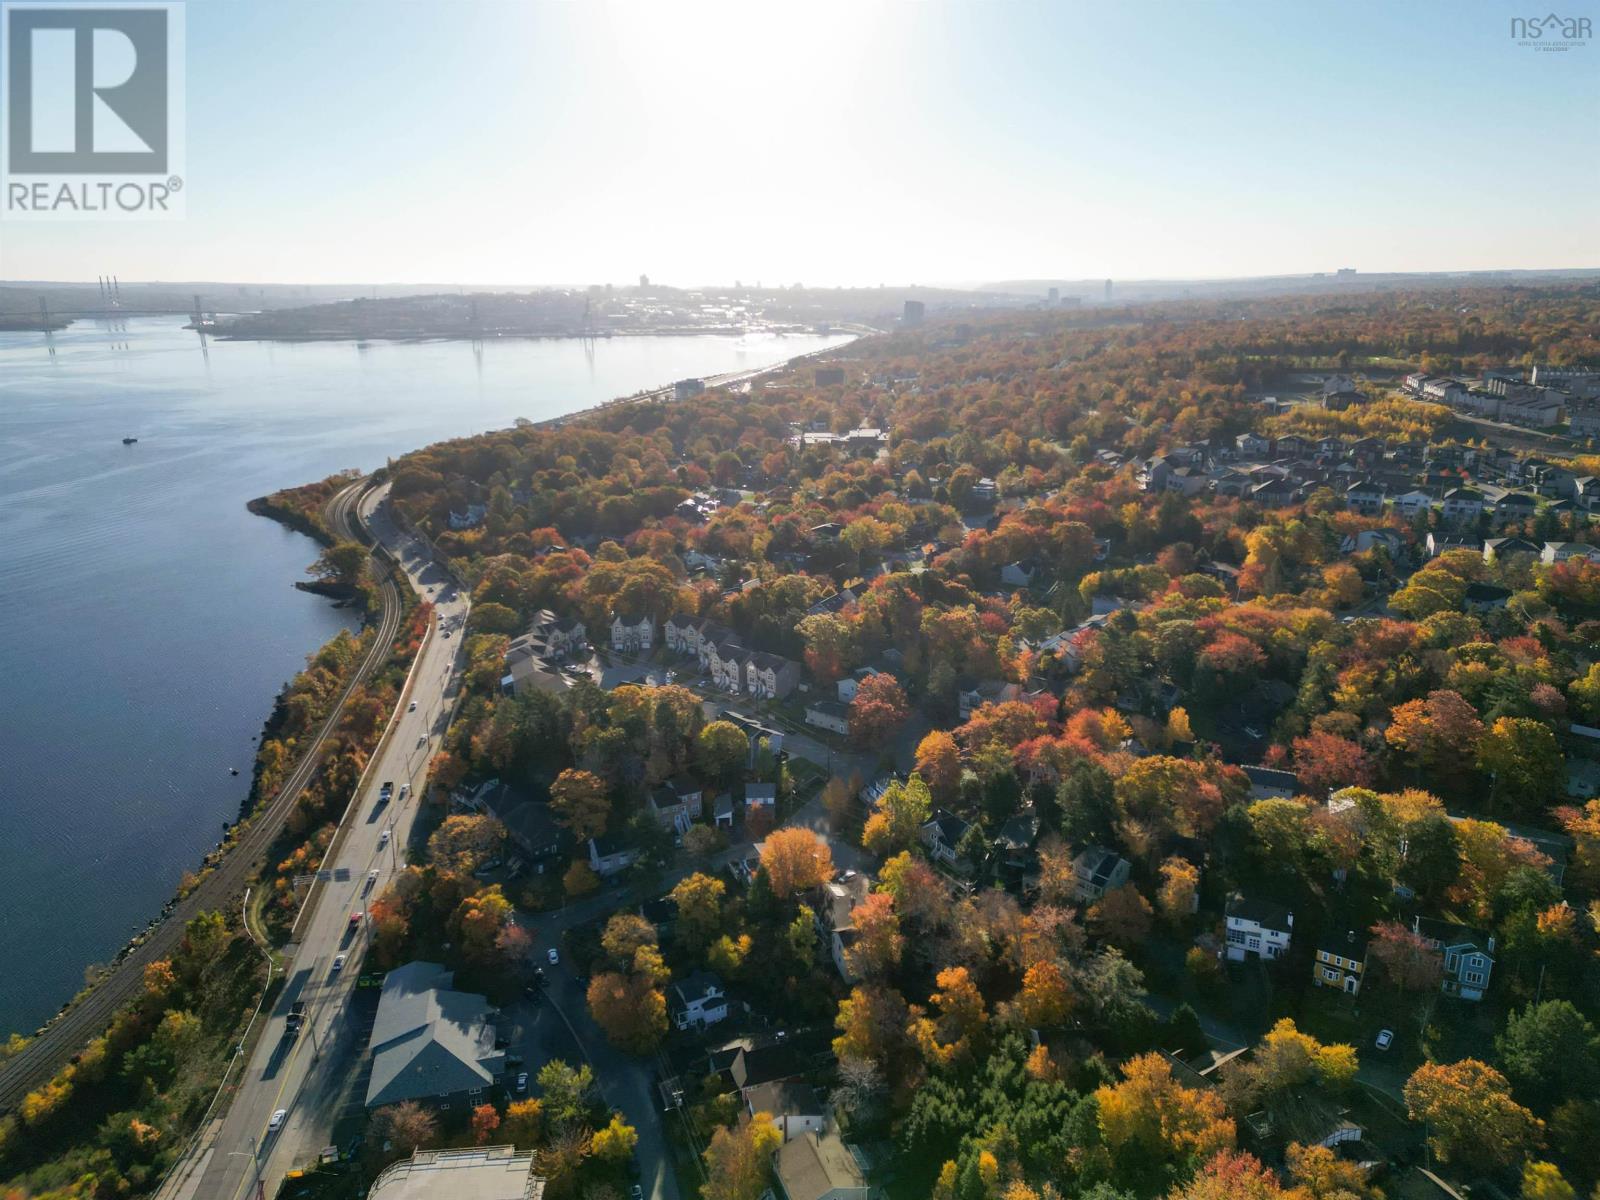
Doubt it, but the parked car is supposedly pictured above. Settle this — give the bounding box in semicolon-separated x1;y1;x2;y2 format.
1375;1028;1394;1051
516;1072;529;1093
547;948;559;965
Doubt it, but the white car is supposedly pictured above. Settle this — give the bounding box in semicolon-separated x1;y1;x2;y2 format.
1375;1028;1394;1051
365;869;379;892
408;700;417;712
331;953;347;975
268;1108;287;1132
379;829;391;848
515;1071;529;1093
547;948;559;965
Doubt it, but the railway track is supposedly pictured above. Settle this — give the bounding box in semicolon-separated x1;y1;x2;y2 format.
0;482;403;1112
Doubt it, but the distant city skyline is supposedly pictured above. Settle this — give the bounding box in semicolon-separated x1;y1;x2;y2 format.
4;0;1597;285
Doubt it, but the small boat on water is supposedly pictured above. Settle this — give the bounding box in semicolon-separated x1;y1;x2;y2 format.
122;436;138;444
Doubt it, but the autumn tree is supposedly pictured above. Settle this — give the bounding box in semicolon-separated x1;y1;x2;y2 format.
860;775;932;856
471;1103;501;1144
1286;1141;1375;1198
1520;1162;1576;1200
587;971;667;1055
833;984;911;1070
1291;732;1374;795
759;827;834;898
591;1111;639;1162
371;1101;437;1155
1095;1053;1234;1179
698;720;750;783
563;860;600;898
669;872;727;956
549;769;610;840
914;730;963;802
1403;1059;1542;1172
1478;717;1564;819
849;673;910;749
1089;884;1153;948
502;1098;543;1147
1015;959;1072;1029
1366;921;1443;993
1168;1151;1296;1200
702;1114;782;1200
1157;857;1200;922
537;1060;595;1128
911;966;988;1067
844;891;903;979
1384;689;1485;783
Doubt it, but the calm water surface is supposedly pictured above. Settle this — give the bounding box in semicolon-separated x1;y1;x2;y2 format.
0;317;851;1036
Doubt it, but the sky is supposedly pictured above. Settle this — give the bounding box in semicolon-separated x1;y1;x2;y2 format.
2;0;1597;286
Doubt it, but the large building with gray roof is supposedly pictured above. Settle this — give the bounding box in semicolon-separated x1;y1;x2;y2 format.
365;962;504;1109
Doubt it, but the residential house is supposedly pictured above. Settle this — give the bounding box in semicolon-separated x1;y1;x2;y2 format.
814;870;874;981
804;699;851;737
1243;766;1301;800
610;612;654;653
1425;532;1477;558
1441;488;1484;524
1542;541;1600;564
709;1036;808;1094
1463;582;1512;613
1345;480;1384;515
1313;930;1368;996
1071;846;1131;902
744;1081;826;1143
365;963;504;1110
920;810;974;868
836;667;880;703
1165;466;1209;497
1391;489;1434;518
959;679;1021;719
746;652;802;700
1249;477;1297;507
1492;492;1538;526
1338;529;1401;557
1001;559;1041;587
665;613;706;656
649;778;704;834
713;793;735;829
1482;536;1541;563
1274;434;1310;459
1413;917;1495;1001
745;783;777;815
1224;894;1293;962
1236;432;1270;457
479;782;565;868
671;971;729;1031
588;836;640;878
771;1131;869;1200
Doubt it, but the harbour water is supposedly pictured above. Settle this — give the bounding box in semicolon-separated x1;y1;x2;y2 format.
0;317;852;1037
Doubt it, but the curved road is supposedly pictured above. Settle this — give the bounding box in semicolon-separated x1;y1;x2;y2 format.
0;483;402;1113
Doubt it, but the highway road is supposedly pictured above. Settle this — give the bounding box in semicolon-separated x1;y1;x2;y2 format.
193;484;468;1200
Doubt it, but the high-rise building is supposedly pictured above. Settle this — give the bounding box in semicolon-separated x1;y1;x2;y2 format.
1104;279;1113;304
639;274;650;288
903;300;925;326
1047;287;1059;303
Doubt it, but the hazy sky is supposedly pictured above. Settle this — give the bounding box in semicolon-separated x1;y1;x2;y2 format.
3;0;1597;286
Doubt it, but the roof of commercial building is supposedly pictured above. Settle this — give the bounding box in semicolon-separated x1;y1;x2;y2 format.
367;1146;543;1200
366;963;501;1108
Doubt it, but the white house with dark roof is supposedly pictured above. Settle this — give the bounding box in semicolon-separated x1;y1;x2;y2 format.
744;1080;826;1143
746;652;801;700
1224;894;1293;962
365;963;503;1110
920;809;973;867
804;699;851;736
1243;766;1301;800
671;971;729;1030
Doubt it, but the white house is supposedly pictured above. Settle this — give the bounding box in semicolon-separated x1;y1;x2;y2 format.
588;836;640;877
804;700;850;736
671;972;729;1031
1541;541;1600;565
610;612;654;653
743;1081;826;1143
836;667;880;703
1339;529;1401;556
920;810;973;867
1391;489;1434;518
1224;893;1293;962
1441;488;1484;524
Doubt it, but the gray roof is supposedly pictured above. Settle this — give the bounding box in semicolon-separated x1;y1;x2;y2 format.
366;963;502;1107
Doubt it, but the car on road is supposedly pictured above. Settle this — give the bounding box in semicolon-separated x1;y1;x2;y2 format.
631;1185;644;1200
547;948;559;965
399;784;410;801
408;700;417;712
379;829;391;848
417;734;427;747
268;1109;287;1132
331;953;347;975
1375;1028;1394;1051
365;869;379;892
515;1072;529;1093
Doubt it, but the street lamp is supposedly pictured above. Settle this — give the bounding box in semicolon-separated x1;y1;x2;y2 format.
229;1136;266;1200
